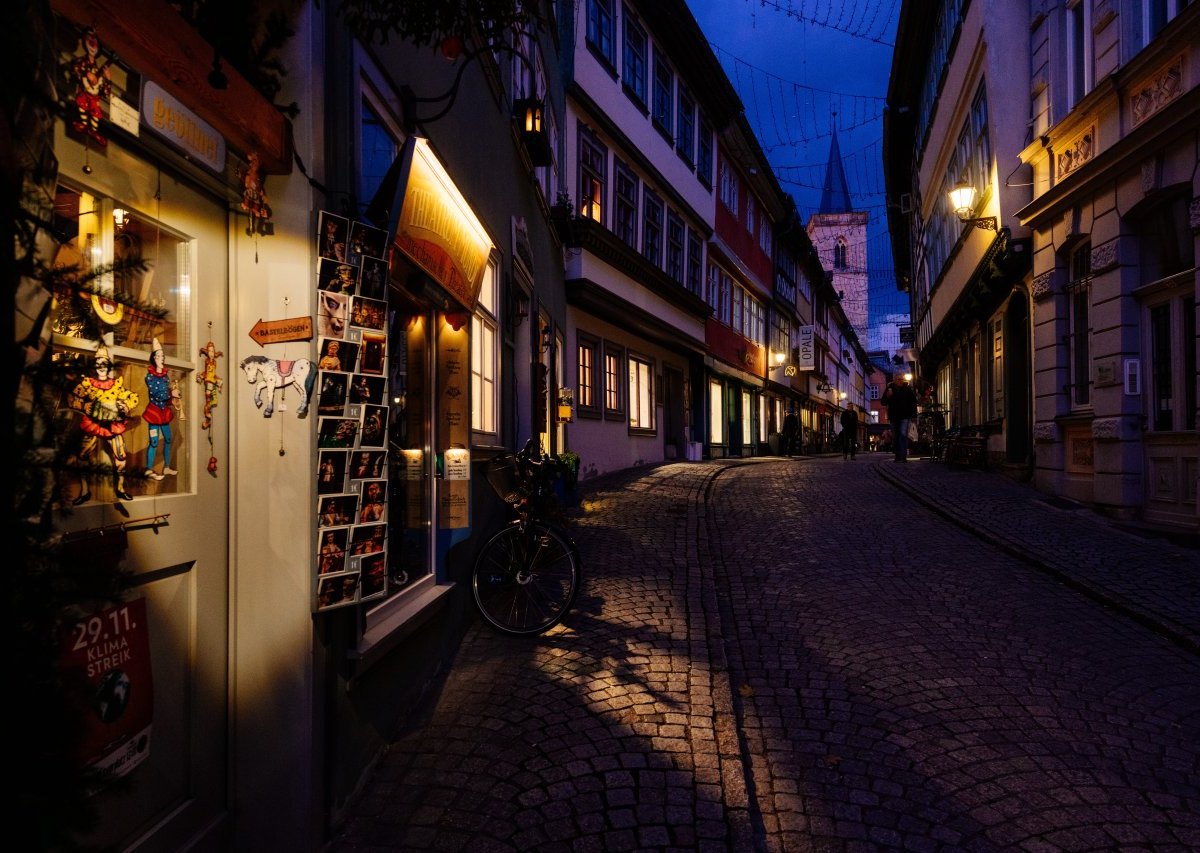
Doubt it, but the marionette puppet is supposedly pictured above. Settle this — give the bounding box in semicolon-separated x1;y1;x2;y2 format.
240;152;273;237
197;340;223;430
142;337;177;481
69;28;112;146
70;344;140;503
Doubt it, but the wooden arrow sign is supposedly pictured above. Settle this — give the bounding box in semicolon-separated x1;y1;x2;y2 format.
248;316;314;347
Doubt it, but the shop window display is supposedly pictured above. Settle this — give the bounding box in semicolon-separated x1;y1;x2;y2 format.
52;184;194;503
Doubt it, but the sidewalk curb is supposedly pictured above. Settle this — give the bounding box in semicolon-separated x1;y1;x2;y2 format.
875;462;1200;659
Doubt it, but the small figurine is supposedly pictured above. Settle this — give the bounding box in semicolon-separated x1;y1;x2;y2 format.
240;152;273;237
70;344;139;503
70;28;112;146
142;338;177;481
197;340;224;430
169;376;185;420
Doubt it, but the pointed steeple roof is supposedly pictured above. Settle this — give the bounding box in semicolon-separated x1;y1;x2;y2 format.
819;127;853;214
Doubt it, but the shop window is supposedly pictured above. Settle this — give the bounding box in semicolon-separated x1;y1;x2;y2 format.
577;332;600;418
622;12;647;106
708;380;724;444
741;391;753;452
51;183;194;502
471;256;499;438
628;354;655;432
1067;242;1092;407
586;0;615;67
613;159;639;247
603;342;625;419
1149;294;1196;432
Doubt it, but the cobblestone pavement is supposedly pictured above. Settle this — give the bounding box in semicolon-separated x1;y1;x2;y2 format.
327;456;1200;852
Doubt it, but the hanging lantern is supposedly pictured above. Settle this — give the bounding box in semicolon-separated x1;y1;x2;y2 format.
513;98;553;167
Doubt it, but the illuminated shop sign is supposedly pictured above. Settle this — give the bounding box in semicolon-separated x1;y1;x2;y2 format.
141;81;225;173
390;137;492;311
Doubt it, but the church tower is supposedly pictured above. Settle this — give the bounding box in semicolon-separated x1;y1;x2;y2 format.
806;127;869;342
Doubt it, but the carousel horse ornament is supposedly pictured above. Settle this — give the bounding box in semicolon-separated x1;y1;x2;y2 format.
239;355;316;417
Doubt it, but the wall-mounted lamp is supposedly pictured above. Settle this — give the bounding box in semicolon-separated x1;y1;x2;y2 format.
949;180;997;231
112;208;127;229
513;98;553;166
903;372;914;382
511;288;529;325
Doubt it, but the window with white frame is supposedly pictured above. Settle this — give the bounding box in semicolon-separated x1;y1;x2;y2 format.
579;129;606;224
686;228;703;295
1067;0;1093;110
1133;0;1191;52
719;158;738;212
746;198;756;237
759;217;772;255
471;256;500;435
697;116;713;186
604;342;624;418
577;332;599;417
642;188;663;267
706;263;720;312
868;384;880;400
622;12;647;105
676;84;695;164
652;49;673;137
586;0;615;66
666;211;685;284
613;159;639;247
628;354;655;431
718;269;732;324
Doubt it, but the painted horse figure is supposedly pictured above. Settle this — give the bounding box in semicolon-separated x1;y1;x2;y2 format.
239;355;316;417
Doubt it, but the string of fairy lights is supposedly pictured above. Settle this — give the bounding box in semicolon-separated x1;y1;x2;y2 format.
697;0;908;330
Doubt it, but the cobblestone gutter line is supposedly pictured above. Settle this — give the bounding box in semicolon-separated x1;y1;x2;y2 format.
875;462;1200;658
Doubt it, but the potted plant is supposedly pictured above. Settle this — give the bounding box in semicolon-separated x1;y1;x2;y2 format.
555;450;581;507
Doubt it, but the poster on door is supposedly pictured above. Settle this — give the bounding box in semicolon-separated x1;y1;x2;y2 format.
60;597;154;790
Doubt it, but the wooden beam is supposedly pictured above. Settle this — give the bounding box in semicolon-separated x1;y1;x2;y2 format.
52;0;293;174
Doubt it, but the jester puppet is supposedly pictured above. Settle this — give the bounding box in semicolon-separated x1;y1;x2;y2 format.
142;337;178;480
71;344;139;503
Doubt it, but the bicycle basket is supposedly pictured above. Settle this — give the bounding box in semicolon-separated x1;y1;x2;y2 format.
485;454;526;504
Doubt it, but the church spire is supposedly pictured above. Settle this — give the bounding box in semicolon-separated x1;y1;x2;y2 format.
818;124;853;214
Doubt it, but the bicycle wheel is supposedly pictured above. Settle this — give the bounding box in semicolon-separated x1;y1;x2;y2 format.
472;521;581;636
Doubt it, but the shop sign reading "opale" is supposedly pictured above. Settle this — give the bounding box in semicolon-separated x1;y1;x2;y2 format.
141;81;226;173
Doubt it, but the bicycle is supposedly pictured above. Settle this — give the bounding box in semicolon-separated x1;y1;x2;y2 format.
472;439;582;636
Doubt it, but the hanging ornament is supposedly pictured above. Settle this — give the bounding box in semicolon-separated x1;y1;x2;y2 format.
197;337;224;430
239;152;274;238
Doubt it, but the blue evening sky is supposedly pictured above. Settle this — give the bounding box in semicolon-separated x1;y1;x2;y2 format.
684;0;905;325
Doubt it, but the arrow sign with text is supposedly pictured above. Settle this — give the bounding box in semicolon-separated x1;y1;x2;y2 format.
249;316;314;347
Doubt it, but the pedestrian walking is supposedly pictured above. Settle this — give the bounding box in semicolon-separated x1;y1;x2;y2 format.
840;407;859;459
881;374;919;462
781;407;799;457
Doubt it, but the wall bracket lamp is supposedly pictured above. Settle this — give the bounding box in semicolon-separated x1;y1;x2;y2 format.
949;180;997;231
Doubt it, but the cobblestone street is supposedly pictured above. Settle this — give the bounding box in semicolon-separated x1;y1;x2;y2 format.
328;456;1200;852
